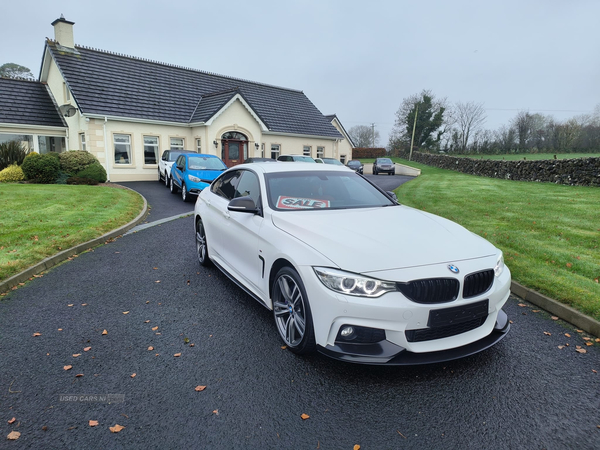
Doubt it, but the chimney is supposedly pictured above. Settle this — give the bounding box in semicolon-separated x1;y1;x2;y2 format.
51;15;75;48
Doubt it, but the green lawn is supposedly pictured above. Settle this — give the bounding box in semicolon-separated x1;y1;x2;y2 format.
451;152;599;161
0;184;144;283
388;158;600;321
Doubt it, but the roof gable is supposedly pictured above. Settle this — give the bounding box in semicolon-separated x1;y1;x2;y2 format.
44;41;343;139
0;77;65;128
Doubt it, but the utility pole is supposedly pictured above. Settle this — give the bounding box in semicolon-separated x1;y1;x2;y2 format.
371;123;375;148
409;104;418;161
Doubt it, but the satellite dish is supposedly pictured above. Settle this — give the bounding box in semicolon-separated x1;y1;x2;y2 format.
59;104;77;117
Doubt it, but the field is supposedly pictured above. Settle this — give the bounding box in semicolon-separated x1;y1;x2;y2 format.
389;158;600;322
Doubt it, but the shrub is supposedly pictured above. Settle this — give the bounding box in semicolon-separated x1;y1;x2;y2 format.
75;161;107;183
0;140;30;170
59;151;98;175
0;164;25;182
21;152;61;183
66;176;99;185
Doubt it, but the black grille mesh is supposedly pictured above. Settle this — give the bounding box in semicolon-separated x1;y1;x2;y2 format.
405;317;487;343
396;278;459;304
463;269;494;298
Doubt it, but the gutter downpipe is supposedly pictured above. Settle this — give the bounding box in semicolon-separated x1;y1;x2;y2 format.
103;116;110;182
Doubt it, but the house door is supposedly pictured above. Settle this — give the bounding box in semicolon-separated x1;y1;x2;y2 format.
220;132;248;167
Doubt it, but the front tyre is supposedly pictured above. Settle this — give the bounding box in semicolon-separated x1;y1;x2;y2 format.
182;182;189;202
195;217;211;266
272;267;316;354
164;171;169;186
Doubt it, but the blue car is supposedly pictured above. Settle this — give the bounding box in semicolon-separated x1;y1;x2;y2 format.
170;153;227;202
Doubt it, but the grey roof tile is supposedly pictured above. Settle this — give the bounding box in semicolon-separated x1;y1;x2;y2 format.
0;77;65;128
48;41;342;139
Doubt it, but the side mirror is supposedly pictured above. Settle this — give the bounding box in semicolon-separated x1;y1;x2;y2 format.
177;164;184;171
386;191;398;202
228;196;259;214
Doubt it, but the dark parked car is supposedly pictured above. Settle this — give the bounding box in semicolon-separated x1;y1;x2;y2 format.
373;157;395;175
346;160;363;174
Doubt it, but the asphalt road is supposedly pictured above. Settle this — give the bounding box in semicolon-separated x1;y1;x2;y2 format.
1;178;599;449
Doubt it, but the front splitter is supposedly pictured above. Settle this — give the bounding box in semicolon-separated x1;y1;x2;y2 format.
318;309;510;365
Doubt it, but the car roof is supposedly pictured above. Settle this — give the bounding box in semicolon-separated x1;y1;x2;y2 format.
232;161;352;174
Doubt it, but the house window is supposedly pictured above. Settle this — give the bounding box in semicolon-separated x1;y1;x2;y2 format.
144;136;159;164
303;146;311;157
271;144;280;160
196;138;202;153
114;134;131;164
79;133;86;151
170;137;185;149
317;146;324;158
340;154;347;164
38;136;66;154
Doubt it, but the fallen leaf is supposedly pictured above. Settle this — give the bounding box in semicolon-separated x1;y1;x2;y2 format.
83;347;91;352
82;303;87;306
354;445;361;450
152;326;158;331
576;348;587;354
593;370;597;374
195;385;206;392
583;337;591;341
32;332;41;337
213;409;219;415
543;332;551;336
42;426;48;431
148;346;154;351
565;333;571;338
551;316;559;320
566;263;572;268
532;310;540;313
109;424;125;433
7;417;16;424
174;353;182;357
517;303;527;307
58;328;63;331
153;267;158;270
301;414;310;420
131;373;136;378
155;280;161;283
577;330;583;333
64;365;72;370
102;330;108;335
68;304;74;307
586;342;594;347
558;345;565;349
75;374;84;377
7;431;20;440
122;311;129;315
146;301;150;304
189;343;195;347
89;420;98;427
73;354;81;357
144;320;150;323
281;346;287;350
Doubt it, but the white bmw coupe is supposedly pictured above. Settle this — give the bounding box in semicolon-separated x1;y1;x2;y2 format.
194;162;511;365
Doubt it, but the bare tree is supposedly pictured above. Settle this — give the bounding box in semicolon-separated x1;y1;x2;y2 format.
454;101;486;152
348;125;380;148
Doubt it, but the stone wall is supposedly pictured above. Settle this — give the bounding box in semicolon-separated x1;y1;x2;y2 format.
401;152;600;187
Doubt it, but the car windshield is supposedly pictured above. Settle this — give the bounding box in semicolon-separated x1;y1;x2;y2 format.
322;158;344;165
347;161;361;167
289;156;316;163
188;156;226;170
265;171;395;211
378;158;392;164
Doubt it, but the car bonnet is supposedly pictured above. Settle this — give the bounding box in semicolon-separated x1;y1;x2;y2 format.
270;205;497;273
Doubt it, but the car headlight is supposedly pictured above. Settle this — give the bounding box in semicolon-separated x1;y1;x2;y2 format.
494;252;505;277
188;175;201;183
313;267;396;298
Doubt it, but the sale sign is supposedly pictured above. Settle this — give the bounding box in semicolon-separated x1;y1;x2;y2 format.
276;196;330;209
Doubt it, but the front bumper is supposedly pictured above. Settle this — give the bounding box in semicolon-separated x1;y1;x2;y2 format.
318;309;510;365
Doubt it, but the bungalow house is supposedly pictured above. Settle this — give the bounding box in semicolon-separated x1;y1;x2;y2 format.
0;77;67;153
3;16;353;182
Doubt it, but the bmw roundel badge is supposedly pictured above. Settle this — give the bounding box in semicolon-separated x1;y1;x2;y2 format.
447;264;460;274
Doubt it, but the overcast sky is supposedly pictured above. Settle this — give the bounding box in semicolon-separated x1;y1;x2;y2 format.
3;0;599;145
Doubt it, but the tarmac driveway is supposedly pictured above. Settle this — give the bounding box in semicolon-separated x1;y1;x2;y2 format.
1;180;599;449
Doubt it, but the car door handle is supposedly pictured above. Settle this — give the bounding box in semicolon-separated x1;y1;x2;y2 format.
223;211;230;219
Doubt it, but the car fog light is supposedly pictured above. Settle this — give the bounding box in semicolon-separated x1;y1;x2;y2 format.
340;326;354;337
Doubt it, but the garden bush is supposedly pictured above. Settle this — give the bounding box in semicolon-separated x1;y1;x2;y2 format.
0;140;30;170
75;161;107;183
21;152;61;183
59;150;98;175
66;176;99;185
0;164;25;182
